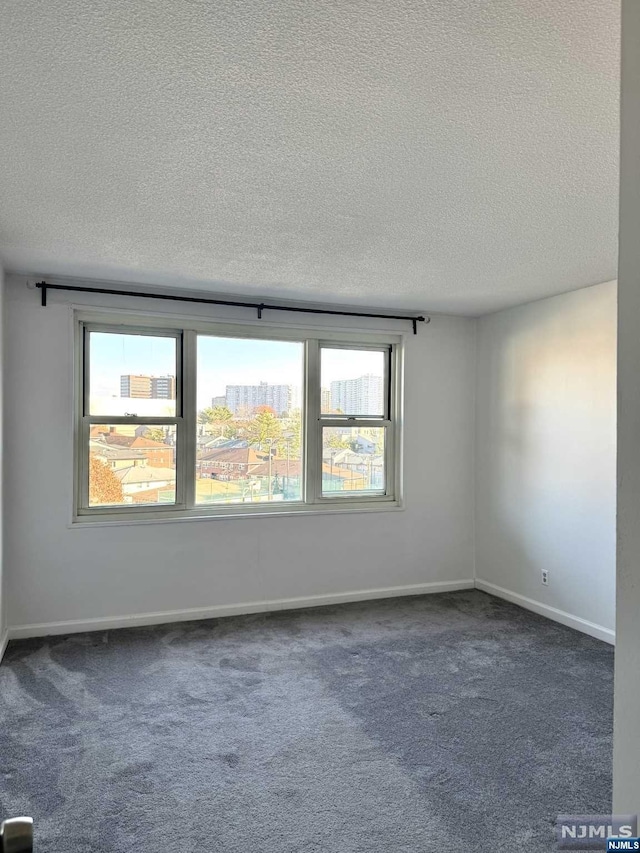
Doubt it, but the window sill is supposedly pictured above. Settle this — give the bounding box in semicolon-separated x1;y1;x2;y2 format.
69;500;404;528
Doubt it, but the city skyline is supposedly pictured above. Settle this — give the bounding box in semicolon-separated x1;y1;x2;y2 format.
225;382;292;416
90;332;384;409
210;375;382;417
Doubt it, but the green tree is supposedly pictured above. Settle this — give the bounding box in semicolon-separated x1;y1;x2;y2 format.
199;406;235;437
89;456;124;505
327;432;349;450
247;411;282;448
198;407;215;425
210;405;234;438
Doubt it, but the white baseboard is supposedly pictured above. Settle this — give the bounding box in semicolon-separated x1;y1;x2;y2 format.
475;579;615;645
0;630;8;664
8;579;475;641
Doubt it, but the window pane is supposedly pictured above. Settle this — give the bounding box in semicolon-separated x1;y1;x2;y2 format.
88;332;177;416
322;427;386;495
320;348;386;417
196;336;303;505
89;425;177;507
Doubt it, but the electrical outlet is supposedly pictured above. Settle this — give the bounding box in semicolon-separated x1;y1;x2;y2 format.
541;570;549;586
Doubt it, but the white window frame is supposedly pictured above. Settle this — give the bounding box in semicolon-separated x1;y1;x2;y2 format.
74;310;404;523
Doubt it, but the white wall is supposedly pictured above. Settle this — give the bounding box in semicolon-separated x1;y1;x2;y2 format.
475;281;617;642
4;275;476;634
614;0;640;815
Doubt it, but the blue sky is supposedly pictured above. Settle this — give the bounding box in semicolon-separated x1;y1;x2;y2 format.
90;332;383;409
198;337;303;406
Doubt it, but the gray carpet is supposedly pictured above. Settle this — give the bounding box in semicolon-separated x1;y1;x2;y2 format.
0;590;613;852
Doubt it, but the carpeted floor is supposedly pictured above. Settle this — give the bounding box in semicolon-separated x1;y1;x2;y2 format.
0;590;613;852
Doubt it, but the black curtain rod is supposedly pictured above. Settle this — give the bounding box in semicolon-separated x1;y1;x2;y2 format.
34;281;429;334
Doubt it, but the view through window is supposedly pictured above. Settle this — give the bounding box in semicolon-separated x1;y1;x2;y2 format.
80;321;398;516
320;347;388;496
87;332;178;508
197;336;304;505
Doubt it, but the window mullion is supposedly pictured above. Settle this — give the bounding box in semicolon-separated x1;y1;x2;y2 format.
304;339;320;504
384;421;394;498
390;342;401;501
182;330;197;509
82;324;89;416
79;417;90;509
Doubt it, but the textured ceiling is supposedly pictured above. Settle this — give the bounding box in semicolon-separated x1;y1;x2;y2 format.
0;0;620;315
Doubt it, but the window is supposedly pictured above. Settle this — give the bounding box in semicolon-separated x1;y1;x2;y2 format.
318;345;391;497
76;316;401;520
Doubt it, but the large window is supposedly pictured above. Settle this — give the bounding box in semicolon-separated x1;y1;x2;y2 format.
76;316;401;520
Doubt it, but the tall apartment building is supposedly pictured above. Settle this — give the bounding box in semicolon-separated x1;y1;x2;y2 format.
330;374;384;416
120;374;151;398
150;375;176;399
225;382;291;416
211;395;227;409
120;374;175;399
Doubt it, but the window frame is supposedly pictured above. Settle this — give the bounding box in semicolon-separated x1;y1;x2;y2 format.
74;311;404;523
80;324;185;514
311;341;395;502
